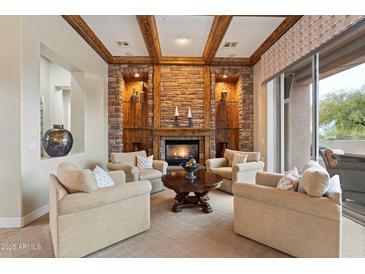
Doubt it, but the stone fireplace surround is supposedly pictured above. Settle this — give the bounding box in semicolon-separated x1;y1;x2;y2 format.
108;64;254;163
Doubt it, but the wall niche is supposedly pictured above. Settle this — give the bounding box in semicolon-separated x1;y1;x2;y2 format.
122;73;151;154
215;75;240;157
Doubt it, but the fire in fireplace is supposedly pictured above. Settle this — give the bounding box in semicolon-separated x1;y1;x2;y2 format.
165;140;199;166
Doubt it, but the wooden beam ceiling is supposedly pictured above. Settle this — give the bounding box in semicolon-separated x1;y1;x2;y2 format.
250;15;302;65
136;15;162;63
202;16;233;64
63;15;302;66
62;15;113;63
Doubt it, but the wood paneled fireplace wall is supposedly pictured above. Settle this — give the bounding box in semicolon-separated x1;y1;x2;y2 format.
108;64;253;162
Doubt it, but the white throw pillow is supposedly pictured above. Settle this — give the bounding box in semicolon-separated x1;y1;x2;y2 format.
137;155;153;169
93;166;115;188
277;167;299;191
232;153;248;165
300;166;330;197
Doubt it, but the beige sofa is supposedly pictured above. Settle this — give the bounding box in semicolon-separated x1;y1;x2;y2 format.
107;151;167;194
233;172;342;258
206;149;264;194
49;170;152;258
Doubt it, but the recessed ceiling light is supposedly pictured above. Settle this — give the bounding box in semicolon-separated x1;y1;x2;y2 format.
134;73;140;78
176;37;189;44
223;75;228;79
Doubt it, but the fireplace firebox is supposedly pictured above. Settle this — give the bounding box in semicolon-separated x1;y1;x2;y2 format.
165;140;199;166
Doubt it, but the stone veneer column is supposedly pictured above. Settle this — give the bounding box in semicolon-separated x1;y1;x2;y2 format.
108;65;123;153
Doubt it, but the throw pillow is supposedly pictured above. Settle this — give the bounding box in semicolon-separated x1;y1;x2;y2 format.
137;155;153;169
93;166;115;188
232;153;248;165
277;167;299;191
57;162;98;193
300;166;330;197
298;160;326;192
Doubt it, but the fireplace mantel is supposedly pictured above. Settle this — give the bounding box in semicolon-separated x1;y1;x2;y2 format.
152;128;212;163
153;128;212;137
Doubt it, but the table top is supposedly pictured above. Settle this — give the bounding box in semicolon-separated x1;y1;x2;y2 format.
162;169;223;193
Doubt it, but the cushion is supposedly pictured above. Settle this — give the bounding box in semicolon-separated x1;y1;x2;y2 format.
209;167;232;180
110;151;147;166
137;155;153;169
139;169;162;180
300;166;330;197
277;167;299;191
224;149;260;166
57;162;97;193
298;160;327;192
232;153;248;166
301;160;323;172
93;166;115;188
324;175;342;204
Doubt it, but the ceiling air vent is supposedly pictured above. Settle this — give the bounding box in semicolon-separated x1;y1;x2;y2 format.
223;42;238;48
117;41;130;48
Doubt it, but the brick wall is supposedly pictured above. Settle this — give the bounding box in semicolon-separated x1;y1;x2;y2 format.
108;64;153;154
160;65;205;128
212;66;254;152
108;64;253;157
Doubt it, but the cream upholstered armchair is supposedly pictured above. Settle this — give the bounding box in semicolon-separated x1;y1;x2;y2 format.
107;151;167;194
233;172;342;258
206;149;264;194
49;168;151;258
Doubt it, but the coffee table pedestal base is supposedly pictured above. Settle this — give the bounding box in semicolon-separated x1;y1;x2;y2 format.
172;191;212;214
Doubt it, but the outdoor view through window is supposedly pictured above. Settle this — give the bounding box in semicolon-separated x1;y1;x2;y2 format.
319;62;365;154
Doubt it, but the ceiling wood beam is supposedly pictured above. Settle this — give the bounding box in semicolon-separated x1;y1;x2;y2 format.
202;16;233;64
159;57;205;65
211;57;251;66
136;15;162;63
250;16;302;65
62;15;113;63
111;56;153;64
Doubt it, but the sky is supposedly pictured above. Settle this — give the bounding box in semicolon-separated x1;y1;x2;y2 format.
319;62;365;99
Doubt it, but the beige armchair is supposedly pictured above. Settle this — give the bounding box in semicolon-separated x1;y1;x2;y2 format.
49;169;152;258
232;172;342;258
107;151;167;194
206;149;264;194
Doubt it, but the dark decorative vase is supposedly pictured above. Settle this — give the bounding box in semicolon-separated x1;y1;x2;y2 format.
42;125;73;157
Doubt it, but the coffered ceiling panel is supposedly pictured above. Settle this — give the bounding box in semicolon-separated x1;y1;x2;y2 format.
81;15;149;56
155;15;214;57
215;16;285;58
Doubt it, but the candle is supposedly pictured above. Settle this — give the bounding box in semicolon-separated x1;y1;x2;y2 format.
174;106;179;117
187;107;192;118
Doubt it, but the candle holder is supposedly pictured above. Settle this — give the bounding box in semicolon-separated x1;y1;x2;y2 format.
188;117;193;128
174;116;179;128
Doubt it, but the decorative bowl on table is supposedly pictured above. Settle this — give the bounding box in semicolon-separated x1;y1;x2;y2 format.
181;159;200;180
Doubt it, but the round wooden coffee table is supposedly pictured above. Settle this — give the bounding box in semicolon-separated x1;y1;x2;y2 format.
162;169;223;214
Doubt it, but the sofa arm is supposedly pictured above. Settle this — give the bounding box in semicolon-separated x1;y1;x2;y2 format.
233;161;265;172
153;160;168;175
206;158;228;170
232;182;341;221
108;170;126;184
107;162;139;181
255;171;283;188
57;180;152;215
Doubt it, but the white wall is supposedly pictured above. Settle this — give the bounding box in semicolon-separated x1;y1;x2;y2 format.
0;16;23;220
0;15;108;226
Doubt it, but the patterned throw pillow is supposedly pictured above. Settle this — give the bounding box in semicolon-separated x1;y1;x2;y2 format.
93;166;115;188
277;167;299;192
137;155;153;169
232;153;248;165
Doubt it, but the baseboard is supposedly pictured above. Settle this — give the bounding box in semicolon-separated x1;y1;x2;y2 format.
0;217;22;228
22;204;49;226
0;204;49;228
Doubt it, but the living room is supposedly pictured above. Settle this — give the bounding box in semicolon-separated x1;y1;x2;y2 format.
1;0;365;273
